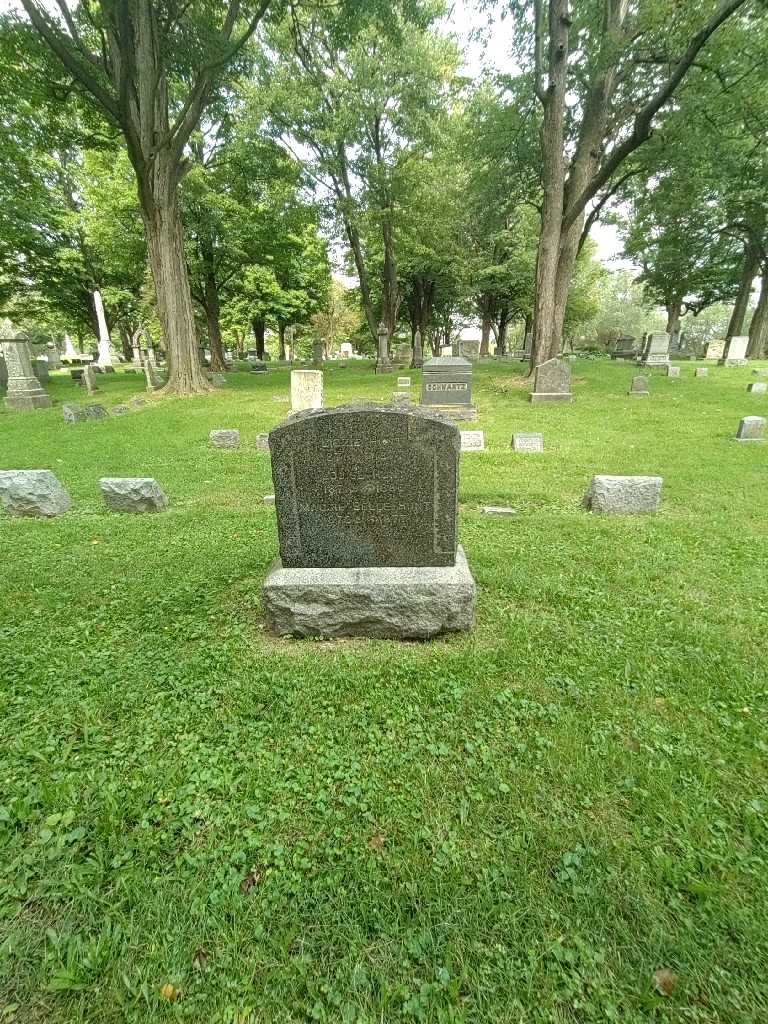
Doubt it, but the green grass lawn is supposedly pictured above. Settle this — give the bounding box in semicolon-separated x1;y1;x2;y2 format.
1;358;767;1023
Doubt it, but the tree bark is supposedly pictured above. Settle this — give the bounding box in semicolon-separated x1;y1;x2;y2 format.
727;242;760;340
204;276;225;372
747;272;768;358
278;322;287;361
665;298;683;337
252;318;266;360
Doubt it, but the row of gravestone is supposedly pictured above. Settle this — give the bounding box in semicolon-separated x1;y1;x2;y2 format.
0;471;167;516
62;398;147;421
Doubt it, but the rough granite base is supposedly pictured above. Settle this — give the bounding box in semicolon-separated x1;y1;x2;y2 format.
424;404;478;421
263;545;476;639
530;392;572;403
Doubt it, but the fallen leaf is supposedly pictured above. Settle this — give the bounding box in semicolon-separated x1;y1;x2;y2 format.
160;983;180;1002
90;539;101;545
240;867;262;894
368;833;386;853
192;946;209;972
653;968;678;996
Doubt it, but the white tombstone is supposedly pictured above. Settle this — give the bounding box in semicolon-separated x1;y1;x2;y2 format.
721;336;749;366
397;376;412;388
339;342;353;358
63;333;78;359
290;369;323;412
512;432;544;453
704;339;725;361
460;430;485;452
92;290;117;370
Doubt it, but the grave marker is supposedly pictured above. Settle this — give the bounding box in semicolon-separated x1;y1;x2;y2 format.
736;416;765;442
460;430;485;452
512;432;544;452
530;358;572;403
290;369;323;412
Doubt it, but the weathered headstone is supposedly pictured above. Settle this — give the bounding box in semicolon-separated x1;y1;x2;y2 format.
92;289;117;370
704;339;725;361
145;361;162;391
262;403;476;638
0;470;71;517
83;364;98;395
62;403;87;423
752;367;768;377
736;416;765;442
640;333;671;367
33;358;50;383
530;357;572;403
339;341;354;359
112;404;129;415
460;430;485;452
290;369;323;412
421;356;476;420
720;335;749;366
512;432;544;453
666;365;681;378
374;322;392;374
747;381;767;394
397;376;412;388
256;432;271;453
481;505;517;516
100;477;168;512
392;392;411;404
695;367;709;378
46;342;61;370
85;404;108;419
461;339;480;361
411;328;423;369
583;475;663;514
628;375;649;396
209;429;240;449
0;321;53;410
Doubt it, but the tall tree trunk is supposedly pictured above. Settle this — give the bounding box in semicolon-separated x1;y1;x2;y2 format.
381;216;399;340
142;172;210;396
278;322;286;361
747;272;768;358
497;308;510;357
252;318;266;360
480;315;491;357
727;242;760;339
118;324;132;361
666;297;683;337
204;275;225;372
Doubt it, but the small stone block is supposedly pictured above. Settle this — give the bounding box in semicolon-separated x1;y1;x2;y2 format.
62;403;86;423
129;397;147;408
397;377;412;387
209;428;240;449
752;368;768;376
112;404;130;415
263;494;275;505
0;469;71;517
512;432;544;452
99;477;168;513
695;368;708;377
628;375;649;396
460;430;485;451
481;506;517;516
747;382;767;394
256;433;271;453
666;366;681;378
262;545;476;639
583;475;662;514
392;392;411;404
736;416;766;442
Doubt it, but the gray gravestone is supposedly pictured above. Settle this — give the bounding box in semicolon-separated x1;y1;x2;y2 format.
530;358;572;403
263;403;476;637
640;333;671;367
0;470;71;517
421;356;476;419
83;364;98;395
209;429;240;449
629;375;649;396
100;477;168;512
736;416;765;442
583;475;663;514
0;321;53;410
721;336;749;366
666;365;681;378
512;432;544;453
374;321;393;374
695;367;709;378
752;368;768;377
85;404;108;419
256;432;271;453
747;382;767;394
397;376;412;387
62;403;87;423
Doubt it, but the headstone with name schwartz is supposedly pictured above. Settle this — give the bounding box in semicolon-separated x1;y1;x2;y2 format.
512;432;544;453
421;356;476;420
263;403;476;638
530;357;572;403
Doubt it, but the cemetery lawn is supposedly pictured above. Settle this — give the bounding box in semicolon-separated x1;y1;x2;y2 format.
2;359;768;1024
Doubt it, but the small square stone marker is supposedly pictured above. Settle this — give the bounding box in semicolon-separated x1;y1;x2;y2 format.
397;376;412;387
695;367;708;378
628;375;649;396
209;429;240;449
747;382;767;394
583;475;663;514
100;477;168;512
736;416;765;442
62;403;87;423
481;505;517;516
512;432;544;452
666;366;680;378
256;432;271;453
460;430;485;452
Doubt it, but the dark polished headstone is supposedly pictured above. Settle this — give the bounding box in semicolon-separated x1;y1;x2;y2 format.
421;356;475;418
269;403;459;568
